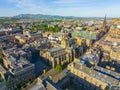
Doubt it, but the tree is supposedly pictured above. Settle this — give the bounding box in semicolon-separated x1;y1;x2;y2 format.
75;24;79;27
54;27;61;32
56;64;62;71
32;27;37;32
19;26;24;30
49;26;54;32
32;24;61;32
38;24;43;28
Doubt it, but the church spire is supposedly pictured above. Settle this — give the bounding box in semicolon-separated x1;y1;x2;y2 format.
103;15;107;29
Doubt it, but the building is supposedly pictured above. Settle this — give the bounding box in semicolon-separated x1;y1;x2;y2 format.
0;65;6;90
25;78;46;90
1;48;35;90
2;48;32;63
81;54;99;66
61;33;69;48
110;46;120;63
0;78;6;90
67;62;120;90
102;15;107;30
15;34;29;44
5;63;35;90
75;37;93;47
40;47;72;68
23;29;43;40
48;33;63;41
46;80;62;90
97;25;120;63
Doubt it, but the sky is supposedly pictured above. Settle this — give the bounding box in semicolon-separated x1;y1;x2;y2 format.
0;0;120;17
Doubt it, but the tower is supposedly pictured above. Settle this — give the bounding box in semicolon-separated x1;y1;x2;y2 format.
102;15;107;31
61;32;69;48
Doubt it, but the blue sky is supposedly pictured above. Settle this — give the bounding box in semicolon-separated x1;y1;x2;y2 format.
0;0;120;17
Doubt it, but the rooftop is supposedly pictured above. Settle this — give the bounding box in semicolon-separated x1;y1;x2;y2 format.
3;48;33;74
81;54;99;64
0;65;6;74
48;48;64;53
68;62;120;85
28;84;46;90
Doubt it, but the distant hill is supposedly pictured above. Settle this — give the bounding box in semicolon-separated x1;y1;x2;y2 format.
0;14;112;23
11;14;76;20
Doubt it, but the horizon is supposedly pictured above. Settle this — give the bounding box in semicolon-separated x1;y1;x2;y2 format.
0;13;117;18
0;0;120;17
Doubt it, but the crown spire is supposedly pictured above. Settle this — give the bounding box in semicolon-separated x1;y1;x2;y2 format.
103;15;107;28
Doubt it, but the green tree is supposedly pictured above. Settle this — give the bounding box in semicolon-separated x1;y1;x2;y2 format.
38;24;43;28
55;27;61;32
75;24;79;27
19;26;24;30
32;27;37;32
56;64;62;71
49;26;54;32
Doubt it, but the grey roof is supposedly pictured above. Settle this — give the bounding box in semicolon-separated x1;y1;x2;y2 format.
95;66;120;79
53;52;66;58
0;65;6;74
48;48;64;53
28;84;46;90
46;80;62;90
81;54;99;63
69;62;120;85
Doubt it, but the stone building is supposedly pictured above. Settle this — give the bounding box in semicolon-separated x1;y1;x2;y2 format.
97;25;120;63
61;33;69;48
40;47;73;68
67;62;120;90
5;63;35;90
1;48;35;90
0;65;6;90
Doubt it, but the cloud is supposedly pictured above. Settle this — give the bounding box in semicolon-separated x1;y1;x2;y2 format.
6;0;50;14
51;0;99;9
1;0;120;17
53;0;97;4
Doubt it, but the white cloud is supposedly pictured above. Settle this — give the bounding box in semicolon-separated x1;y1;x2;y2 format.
53;0;97;4
1;0;120;17
6;0;50;14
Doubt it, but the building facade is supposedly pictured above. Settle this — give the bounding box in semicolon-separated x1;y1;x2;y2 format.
67;62;120;90
40;48;73;68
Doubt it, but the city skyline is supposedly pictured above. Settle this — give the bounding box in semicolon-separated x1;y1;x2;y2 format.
0;0;120;17
1;2;120;89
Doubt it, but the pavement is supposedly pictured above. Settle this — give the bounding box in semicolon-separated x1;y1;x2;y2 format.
40;68;67;83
